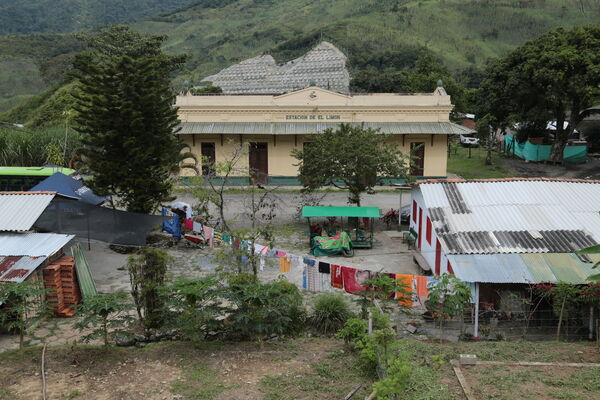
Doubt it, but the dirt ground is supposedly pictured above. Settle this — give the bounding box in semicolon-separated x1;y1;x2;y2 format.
502;156;600;180
0;338;369;400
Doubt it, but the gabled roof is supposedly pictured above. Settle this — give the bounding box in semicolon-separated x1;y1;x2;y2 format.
0;191;57;231
416;178;600;255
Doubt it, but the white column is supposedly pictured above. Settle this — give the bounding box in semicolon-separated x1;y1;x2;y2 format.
473;283;480;338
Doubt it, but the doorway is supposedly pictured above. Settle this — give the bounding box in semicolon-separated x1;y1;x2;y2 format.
249;142;268;185
201;142;216;176
410;142;425;176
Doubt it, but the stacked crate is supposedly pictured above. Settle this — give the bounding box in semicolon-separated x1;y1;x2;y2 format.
43;256;81;317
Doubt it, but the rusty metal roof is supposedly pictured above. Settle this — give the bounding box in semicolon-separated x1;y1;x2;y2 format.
178;121;474;135
0;255;45;283
0;191;56;231
418;179;600;255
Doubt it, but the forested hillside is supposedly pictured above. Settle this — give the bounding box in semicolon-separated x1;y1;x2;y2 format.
0;0;195;34
0;0;598;119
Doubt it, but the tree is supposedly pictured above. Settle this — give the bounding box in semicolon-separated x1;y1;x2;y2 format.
74;292;134;346
427;274;471;342
0;281;47;350
73;26;186;213
577;244;600;282
127;247;170;330
479;26;600;162
292;124;408;206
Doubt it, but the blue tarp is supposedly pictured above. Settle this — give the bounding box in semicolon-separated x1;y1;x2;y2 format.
30;172;107;205
161;208;181;238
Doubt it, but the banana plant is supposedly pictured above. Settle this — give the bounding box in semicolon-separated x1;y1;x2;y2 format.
577;244;600;282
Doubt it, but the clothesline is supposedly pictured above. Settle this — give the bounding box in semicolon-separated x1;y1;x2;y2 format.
164;213;433;306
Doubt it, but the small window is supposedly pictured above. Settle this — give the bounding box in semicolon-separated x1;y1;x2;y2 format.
412;201;417;223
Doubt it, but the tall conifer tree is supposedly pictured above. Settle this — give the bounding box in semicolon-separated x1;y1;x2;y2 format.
73;26;185;213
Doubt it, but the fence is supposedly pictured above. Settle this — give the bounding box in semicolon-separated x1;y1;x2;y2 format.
504;135;587;163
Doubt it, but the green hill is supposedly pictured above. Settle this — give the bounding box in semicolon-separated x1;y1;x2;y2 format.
1;0;598;120
0;0;195;35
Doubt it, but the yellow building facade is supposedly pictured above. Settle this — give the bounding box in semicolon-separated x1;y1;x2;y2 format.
176;86;471;185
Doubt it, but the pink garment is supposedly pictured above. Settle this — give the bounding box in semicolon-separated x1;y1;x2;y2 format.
202;225;214;248
184;219;193;230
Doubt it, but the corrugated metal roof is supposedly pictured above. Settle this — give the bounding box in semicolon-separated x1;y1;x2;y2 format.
419;179;600;254
0;233;74;257
178;121;474;135
0;192;56;231
71;243;97;298
449;253;600;284
0;255;45;283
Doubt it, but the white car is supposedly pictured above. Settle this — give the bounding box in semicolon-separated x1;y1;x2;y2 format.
460;134;480;147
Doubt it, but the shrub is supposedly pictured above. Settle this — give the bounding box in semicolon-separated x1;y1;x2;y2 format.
226;276;306;341
373;356;412;399
164;276;226;342
74;292;134;346
310;293;351;334
336;317;368;345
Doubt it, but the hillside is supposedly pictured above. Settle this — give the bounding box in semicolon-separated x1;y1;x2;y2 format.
0;0;598;119
0;0;195;35
134;0;599;86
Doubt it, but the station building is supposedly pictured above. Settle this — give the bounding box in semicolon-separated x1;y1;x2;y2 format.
175;42;472;185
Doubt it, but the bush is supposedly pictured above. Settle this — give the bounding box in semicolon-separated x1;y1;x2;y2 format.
310;293;351;334
226;277;306;341
336;317;368;345
373;356;412;399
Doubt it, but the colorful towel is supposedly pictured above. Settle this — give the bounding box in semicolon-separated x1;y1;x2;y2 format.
306;264;320;292
395;274;414;307
331;265;343;289
342;266;371;294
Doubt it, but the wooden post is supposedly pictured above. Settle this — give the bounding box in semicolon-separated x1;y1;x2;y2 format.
589;305;594;341
473;283;479;338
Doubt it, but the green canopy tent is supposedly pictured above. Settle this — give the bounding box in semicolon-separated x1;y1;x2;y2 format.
302;206;380;252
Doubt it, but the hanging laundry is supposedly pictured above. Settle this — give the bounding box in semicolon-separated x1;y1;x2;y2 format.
306;264;320;292
414;275;429;297
192;221;202;233
303;257;316;267
395;274;413;306
279;256;291;273
259;256;266;271
202;225;214;248
254;243;264;255
318;261;330;274
261;246;269;255
331;265;343;289
302;266;307;289
183;219;193;231
320;272;332;292
342;266;371;294
214;231;223;244
241;255;250;269
276;250;287;258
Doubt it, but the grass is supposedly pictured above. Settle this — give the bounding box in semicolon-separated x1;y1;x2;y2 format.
171;361;231;400
260;348;372;400
447;146;516;179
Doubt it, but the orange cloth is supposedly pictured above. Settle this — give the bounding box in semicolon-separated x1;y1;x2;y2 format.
414;275;429;297
279;257;291;273
396;274;413;307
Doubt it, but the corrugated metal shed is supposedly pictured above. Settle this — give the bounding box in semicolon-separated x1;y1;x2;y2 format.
0;192;56;232
0;255;45;283
0;233;74;257
419;179;600;254
178;121;474;135
449;253;600;284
